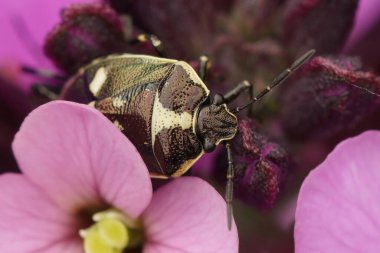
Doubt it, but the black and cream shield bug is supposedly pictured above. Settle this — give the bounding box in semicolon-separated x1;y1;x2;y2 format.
60;50;315;229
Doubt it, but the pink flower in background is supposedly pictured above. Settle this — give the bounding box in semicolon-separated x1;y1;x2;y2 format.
0;0;90;171
344;0;380;72
295;130;380;252
0;0;94;92
0;101;238;253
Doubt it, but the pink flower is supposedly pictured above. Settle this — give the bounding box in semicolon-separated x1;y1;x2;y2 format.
0;0;93;92
0;101;238;253
344;0;380;51
295;130;380;252
344;0;380;73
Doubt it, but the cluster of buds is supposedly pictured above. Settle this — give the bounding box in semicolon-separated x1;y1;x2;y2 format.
281;56;380;140
216;119;290;211
44;4;129;74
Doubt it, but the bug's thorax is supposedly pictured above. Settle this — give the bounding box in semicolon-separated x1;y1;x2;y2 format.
196;101;238;152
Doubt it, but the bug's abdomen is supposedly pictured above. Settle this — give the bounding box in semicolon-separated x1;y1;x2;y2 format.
95;83;162;174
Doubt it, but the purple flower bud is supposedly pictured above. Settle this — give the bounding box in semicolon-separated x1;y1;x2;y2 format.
44;4;128;74
103;0;216;59
106;0;235;14
230;119;290;211
280;56;380;140
235;159;284;211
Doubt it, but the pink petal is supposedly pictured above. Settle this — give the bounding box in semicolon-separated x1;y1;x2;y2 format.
0;0;94;65
343;0;380;72
0;173;81;253
143;177;239;253
13;101;152;218
0;0;93;92
344;0;380;50
295;130;380;252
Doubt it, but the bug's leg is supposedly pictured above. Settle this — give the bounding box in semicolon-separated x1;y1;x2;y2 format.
225;142;234;230
31;84;59;100
149;172;169;179
198;55;210;81
130;34;166;57
21;65;66;81
183;168;192;176
223;80;253;104
21;66;65;100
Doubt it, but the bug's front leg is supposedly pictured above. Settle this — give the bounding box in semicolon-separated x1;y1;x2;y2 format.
198;55;210;81
32;84;59;100
212;80;253;106
130;34;166;57
223;80;253;104
22;65;66;101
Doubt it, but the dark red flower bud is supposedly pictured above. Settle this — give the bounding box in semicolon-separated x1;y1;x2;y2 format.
234;159;283;211
104;0;216;59
280;56;380;139
44;4;128;74
229;119;289;210
106;0;235;14
283;0;358;55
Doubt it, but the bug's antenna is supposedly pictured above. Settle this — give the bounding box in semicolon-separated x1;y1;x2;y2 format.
233;49;316;113
225;142;234;230
349;83;380;98
21;66;66;81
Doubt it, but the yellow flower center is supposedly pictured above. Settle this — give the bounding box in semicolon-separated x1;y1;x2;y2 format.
79;209;143;253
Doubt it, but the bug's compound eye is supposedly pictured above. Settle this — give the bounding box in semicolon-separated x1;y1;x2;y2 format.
204;138;216;152
213;94;224;106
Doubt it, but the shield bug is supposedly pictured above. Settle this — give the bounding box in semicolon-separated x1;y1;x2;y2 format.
56;36;315;229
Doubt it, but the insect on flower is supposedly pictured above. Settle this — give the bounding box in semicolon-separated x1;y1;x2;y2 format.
32;34;315;230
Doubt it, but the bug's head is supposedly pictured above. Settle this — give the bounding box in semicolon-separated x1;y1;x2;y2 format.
196;94;237;152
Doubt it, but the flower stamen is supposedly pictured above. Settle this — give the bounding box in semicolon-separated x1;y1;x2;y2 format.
80;209;142;253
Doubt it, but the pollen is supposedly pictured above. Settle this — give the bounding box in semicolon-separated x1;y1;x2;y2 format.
112;97;125;108
80;209;142;253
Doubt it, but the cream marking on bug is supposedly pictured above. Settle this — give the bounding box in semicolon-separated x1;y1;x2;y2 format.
85;54;177;69
113;120;124;131
89;67;107;97
151;93;192;145
119;54;178;64
171;150;205;177
112;97;125;108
